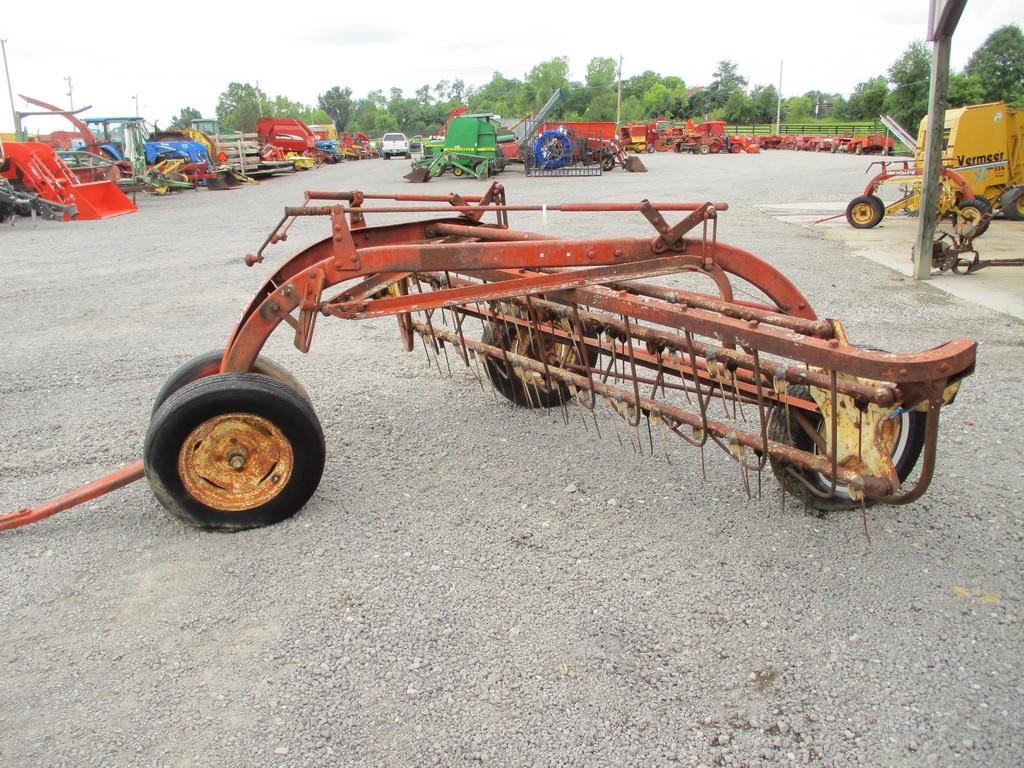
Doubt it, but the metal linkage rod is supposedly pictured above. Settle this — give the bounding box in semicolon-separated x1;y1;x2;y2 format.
283;202;730;217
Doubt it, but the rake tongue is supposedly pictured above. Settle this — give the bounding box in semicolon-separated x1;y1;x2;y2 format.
404;167;431;183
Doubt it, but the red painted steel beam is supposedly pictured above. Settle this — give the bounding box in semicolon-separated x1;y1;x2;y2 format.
0;460;145;532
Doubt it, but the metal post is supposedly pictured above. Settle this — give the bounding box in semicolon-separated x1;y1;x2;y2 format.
775;60;783;134
615;56;622;128
1;39;19;138
913;0;966;281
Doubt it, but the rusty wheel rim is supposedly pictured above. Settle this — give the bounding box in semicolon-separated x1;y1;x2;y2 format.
178;413;294;511
850;203;875;225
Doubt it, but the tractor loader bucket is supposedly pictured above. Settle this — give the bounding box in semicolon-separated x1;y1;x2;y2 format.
206;171;242;191
404;166;431;183
624;156;647;172
69;180;137;220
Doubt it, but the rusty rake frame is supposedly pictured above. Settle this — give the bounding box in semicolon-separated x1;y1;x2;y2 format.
0;181;977;531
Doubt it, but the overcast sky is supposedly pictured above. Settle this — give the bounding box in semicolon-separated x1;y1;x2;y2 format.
1;1;1020;133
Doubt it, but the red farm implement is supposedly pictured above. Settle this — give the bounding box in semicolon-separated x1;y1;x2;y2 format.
0;140;136;220
620;123;658;154
534;121;646;172
672;121;759;155
1;183;975;533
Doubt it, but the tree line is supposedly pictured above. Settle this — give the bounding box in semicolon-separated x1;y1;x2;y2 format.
168;24;1022;137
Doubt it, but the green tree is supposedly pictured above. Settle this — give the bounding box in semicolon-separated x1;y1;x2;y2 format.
467;71;521;116
948;72;986;107
845;76;889;120
215;82;272;132
581;56;617;120
168;106;202;130
884;42;932;130
748;85;779;123
640;78;689;120
784;95;814;121
965;24;1024;105
704;60;748;112
351;89;386;134
722;90;752;123
318;86;353;131
517;57;571;117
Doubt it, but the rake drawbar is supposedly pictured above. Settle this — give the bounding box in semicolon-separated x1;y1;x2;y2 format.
2;182;976;532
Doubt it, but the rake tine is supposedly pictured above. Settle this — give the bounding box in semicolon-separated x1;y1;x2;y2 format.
861;494;872;546
749;350;770;471
621;316;643;428
658;414;672;465
418;326;432;366
476;350;497;400
567;382;590;433
645;411;654;455
605;397;626;451
650;349;666;400
525;297;554;392
675;352;693;406
732;375;747;423
497;307;517;380
440;337;452;377
569;304;598;412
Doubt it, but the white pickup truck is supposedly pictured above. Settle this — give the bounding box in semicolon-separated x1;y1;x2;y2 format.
379;132;411;159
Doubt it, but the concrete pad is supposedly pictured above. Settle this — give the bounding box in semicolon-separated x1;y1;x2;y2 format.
759;202;1024;321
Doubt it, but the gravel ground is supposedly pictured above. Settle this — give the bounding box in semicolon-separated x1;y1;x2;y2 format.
1;151;1022;768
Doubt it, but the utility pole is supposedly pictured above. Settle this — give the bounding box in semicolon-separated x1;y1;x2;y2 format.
775;60;783;134
913;0;968;281
616;56;622;127
65;75;73;110
1;38;18;137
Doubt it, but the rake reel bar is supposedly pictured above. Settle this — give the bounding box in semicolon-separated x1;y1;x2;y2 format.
1;182;975;532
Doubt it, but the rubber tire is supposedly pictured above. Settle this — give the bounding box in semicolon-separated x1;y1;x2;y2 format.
151;350;312;418
145;374;325;531
646;144;655;154
999;186;1024;221
601;155;615;171
767;385;926;514
384;153;391;160
845;195;885;229
957;198;991;237
479;320;595;409
698;144;710;155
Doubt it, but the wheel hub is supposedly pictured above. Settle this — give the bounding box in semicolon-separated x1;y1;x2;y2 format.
851;204;874;224
178;413;294;511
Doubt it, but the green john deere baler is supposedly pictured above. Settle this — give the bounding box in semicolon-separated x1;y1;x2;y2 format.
405;114;514;183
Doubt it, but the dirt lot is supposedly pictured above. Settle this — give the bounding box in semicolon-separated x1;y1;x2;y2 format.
1;151;1022;768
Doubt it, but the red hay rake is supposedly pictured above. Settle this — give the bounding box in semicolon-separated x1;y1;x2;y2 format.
2;182;976;533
